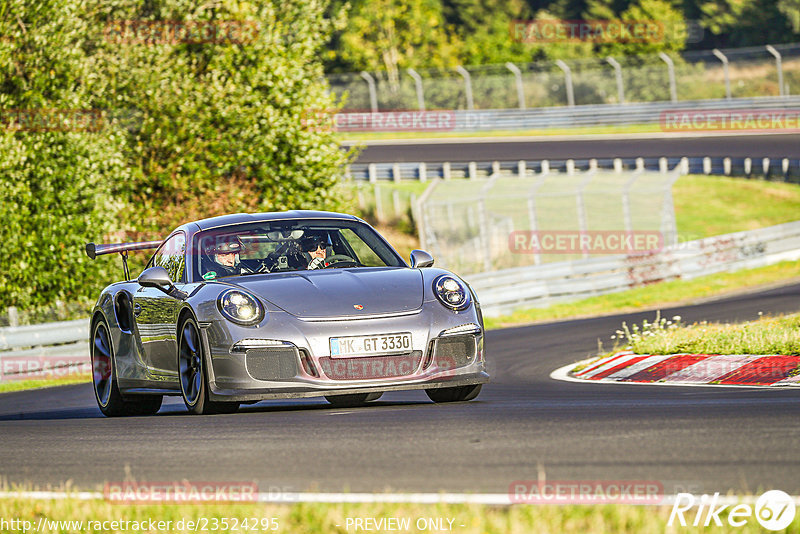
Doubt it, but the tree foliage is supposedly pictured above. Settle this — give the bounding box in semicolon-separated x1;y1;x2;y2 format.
0;0;352;309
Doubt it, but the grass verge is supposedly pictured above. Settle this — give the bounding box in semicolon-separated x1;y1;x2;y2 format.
337;123;664;142
0;496;794;533
607;311;800;356
0;373;90;394
484;259;800;330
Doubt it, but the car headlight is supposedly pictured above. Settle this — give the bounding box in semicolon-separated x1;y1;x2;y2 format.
218;289;264;325
433;275;471;311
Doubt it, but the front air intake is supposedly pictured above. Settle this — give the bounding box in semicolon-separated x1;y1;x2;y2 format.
434;334;476;370
245;347;300;381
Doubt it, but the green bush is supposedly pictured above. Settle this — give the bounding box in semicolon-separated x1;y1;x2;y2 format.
0;131;129;307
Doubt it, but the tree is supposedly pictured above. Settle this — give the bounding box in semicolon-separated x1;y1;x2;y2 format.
336;0;461;86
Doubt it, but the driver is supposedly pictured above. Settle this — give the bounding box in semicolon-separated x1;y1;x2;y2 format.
203;239;245;279
301;234;328;270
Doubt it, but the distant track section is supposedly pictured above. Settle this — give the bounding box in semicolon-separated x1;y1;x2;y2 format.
350;133;800;163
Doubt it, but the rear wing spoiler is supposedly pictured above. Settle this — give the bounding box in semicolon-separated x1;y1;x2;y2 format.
85;240;162;280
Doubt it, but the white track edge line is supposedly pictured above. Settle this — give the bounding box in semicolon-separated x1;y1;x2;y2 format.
2;491;798;506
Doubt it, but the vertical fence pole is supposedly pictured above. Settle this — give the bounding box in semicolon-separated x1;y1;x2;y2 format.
7;306;19;328
622;171;643;234
407;68;425;111
373;184;384;222
392;190;402;216
606;57;625;104
576;171;595;259
766;45;785;97
455;66;474;110
555;59;575;107
658;52;678;103
505;62;526;109
359;71;379;112
712;49;731;100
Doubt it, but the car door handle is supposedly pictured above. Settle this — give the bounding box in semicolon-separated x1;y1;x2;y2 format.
133;303;142;317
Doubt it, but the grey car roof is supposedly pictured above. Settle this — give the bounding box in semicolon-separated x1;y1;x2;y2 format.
185;211;361;232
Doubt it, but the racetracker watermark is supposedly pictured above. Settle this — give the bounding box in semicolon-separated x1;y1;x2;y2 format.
103;481;262;504
302;109;459;132
104;19;259;45
668;490;796;530
1;357;89;381
510;480;663;504
661;109;800;133
0;109;103;132
511;19;703;44
509;231;664;255
318;355;458;380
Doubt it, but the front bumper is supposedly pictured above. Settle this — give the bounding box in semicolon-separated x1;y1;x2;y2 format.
200;306;489;402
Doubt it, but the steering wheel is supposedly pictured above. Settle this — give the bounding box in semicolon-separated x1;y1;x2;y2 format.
323;254;360;268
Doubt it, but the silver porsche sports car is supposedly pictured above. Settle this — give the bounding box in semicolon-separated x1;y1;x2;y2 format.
86;211;488;416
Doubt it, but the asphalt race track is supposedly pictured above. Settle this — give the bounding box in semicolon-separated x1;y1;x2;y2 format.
351;133;800;163
1;283;799;495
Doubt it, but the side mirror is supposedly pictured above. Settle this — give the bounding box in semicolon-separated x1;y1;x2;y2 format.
410;249;434;268
138;266;186;299
138;266;172;288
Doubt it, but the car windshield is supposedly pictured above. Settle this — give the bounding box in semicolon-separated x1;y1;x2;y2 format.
192;219;405;281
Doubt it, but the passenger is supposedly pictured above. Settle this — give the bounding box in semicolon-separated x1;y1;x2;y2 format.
301;235;328;270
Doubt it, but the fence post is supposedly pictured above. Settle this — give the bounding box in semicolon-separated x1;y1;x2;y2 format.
658;52;678;103
622;170;643;234
419;162;427;182
407;68;425;111
7;306;19;328
415;180;440;252
468;161;477;180
505;62;526;109
368;163;377;183
606;57;625;104
373;184;385;222
712;49;731;100
392;190;402;216
443;161;451;180
455;66;474;110
555;60;575;107
359;71;379;112
392;163;401;182
518;160;526;178
576;171;596;259
766;45;785;97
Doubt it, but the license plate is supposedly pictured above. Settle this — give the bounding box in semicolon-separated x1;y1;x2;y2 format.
330;332;412;358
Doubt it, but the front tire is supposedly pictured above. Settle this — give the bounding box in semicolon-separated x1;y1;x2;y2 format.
178;316;239;415
425;384;482;403
91;319;162;417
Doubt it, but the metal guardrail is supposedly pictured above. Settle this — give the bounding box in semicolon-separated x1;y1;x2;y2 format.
0;319;89;381
466;220;800;317
348;156;800;182
335;96;800;133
